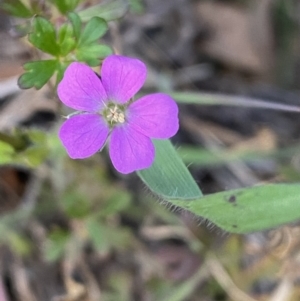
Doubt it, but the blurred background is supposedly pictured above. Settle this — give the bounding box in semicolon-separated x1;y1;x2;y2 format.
1;0;300;300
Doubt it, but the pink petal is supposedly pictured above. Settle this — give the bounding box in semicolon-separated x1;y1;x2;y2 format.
59;114;109;159
101;55;147;104
127;93;179;138
109;124;155;174
58;62;108;112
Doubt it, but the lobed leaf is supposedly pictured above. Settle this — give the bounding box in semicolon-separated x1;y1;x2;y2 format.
18;60;58;89
76;44;112;65
58;23;76;56
29;17;60;56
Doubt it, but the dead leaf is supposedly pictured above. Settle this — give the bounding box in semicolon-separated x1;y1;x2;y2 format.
196;1;274;74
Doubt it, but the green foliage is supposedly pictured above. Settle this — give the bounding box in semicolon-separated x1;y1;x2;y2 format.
20;145;49;167
87;218;132;253
0;141;15;164
78;17;108;46
29;17;60;56
138;140;202;199
61;191;91;219
18;60;58;90
7;232;32;256
0;0;33;18
171;91;300;113
50;0;80;14
97;190;132;217
129;0;144;14
0;131;29;152
68;12;81;41
58;23;76;56
18;13;111;89
178;144;300;167
44;228;71;261
18;130;49;167
78;0;129;22
171;184;300;233
0;129;49;168
137;140;300;233
76;44;112;66
75;16;111;65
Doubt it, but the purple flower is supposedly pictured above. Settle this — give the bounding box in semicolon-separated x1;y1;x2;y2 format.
57;55;179;174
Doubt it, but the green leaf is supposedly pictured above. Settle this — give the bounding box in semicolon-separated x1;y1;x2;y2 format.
68;12;82;41
87;218;132;252
26;129;47;144
50;0;80;14
76;44;112;65
129;0;144;14
18;60;58;89
62;191;91;219
78;0;129;22
178;144;300;167
171;91;300;113
29;17;60;56
7;232;32;256
0;141;15;164
171;184;300;233
78;17;108;46
58;23;76;56
56;62;69;85
98;191;131;217
0;0;32;18
19;146;49;167
138;140;202;199
0;131;29;151
44;229;70;261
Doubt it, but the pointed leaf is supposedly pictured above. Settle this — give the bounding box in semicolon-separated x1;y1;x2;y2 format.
171;91;300;113
78;17;108;46
171;184;300;233
138;140;202;199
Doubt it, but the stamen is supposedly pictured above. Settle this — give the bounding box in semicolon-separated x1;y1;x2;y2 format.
105;105;125;124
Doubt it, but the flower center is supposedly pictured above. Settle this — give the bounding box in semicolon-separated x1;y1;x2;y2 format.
103;104;126;125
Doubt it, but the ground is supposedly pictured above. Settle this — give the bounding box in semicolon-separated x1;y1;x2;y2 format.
0;0;300;300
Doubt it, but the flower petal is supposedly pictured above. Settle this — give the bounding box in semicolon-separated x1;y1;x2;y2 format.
109;124;155;174
127;93;179;138
101;55;147;104
59;114;109;159
58;62;108;112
